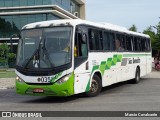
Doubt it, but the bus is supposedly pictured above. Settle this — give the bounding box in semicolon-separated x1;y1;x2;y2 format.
15;19;152;97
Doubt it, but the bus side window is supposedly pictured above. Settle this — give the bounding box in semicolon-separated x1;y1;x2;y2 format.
109;32;115;51
126;36;133;51
115;34;125;51
133;37;139;51
103;32;110;51
144;38;150;51
121;35;126;50
141;38;146;51
138;38;142;51
75;31;88;57
88;29;103;51
81;34;88;57
146;39;151;51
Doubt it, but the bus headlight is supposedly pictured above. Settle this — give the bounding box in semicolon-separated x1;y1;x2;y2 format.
16;76;25;83
56;74;71;84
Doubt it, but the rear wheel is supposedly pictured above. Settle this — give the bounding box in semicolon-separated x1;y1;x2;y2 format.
86;74;102;97
131;68;140;84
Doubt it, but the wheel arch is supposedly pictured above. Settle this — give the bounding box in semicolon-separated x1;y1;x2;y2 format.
85;70;102;97
86;70;102;92
91;70;102;87
94;72;102;81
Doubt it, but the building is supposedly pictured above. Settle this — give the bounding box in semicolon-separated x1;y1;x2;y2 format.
0;0;85;50
0;0;85;68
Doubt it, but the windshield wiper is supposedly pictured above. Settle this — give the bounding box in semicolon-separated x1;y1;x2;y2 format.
23;39;42;68
42;45;55;68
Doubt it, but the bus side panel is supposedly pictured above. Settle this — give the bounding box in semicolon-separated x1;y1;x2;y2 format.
74;73;90;94
88;53;123;87
126;65;135;80
74;61;90;94
139;55;147;77
103;70;112;86
121;66;128;82
147;54;152;74
123;53;149;79
120;54;134;81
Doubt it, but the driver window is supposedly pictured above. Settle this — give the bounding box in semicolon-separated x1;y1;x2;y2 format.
75;30;88;57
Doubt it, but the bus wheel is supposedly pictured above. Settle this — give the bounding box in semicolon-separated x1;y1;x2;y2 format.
131;68;140;84
86;74;102;97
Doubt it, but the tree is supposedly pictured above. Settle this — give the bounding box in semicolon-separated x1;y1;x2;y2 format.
129;24;137;32
143;26;156;49
0;18;20;38
0;43;16;68
0;43;9;67
12;22;20;33
143;21;160;56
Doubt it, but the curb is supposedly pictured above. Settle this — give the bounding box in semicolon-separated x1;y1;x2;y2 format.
0;87;8;90
0;86;15;90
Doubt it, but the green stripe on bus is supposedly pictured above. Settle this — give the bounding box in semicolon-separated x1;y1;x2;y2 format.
85;54;122;92
123;54;151;57
50;72;63;83
100;61;107;74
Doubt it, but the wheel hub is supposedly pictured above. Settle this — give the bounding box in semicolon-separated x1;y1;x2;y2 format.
90;79;98;93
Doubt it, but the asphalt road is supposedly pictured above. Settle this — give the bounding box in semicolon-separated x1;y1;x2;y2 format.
0;76;160;119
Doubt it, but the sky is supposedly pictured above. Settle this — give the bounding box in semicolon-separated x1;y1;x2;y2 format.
86;0;160;32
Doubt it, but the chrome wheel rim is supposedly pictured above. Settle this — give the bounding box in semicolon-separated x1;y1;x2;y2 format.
90;79;98;93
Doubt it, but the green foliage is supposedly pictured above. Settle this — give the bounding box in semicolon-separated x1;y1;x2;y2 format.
129;24;137;32
143;22;160;51
8;53;16;61
0;58;7;66
0;43;16;67
0;43;9;66
143;26;156;49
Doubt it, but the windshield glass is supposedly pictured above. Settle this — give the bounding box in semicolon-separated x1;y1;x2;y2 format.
17;27;72;69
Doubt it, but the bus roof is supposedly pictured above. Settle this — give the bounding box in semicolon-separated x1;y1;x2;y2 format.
22;19;150;38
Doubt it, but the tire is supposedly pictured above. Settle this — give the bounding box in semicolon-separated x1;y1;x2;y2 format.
85;74;102;97
131;68;140;84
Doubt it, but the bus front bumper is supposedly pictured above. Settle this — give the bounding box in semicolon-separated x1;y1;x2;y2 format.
16;75;74;97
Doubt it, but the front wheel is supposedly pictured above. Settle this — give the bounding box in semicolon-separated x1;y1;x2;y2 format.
85;75;102;97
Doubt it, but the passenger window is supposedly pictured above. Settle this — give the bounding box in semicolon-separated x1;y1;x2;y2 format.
88;29;103;51
115;34;125;51
109;33;115;51
121;35;126;50
103;32;110;51
133;37;139;51
141;38;146;51
137;38;142;51
126;36;133;51
146;39;151;51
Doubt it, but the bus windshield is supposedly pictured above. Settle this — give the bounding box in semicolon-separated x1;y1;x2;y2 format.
17;27;72;69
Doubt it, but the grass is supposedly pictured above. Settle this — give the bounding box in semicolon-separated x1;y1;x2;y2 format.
0;71;16;78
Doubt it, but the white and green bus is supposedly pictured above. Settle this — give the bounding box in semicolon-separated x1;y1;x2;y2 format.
15;19;152;97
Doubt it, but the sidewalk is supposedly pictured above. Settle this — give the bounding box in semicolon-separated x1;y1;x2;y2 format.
142;70;160;79
0;69;15;89
0;78;15;89
0;70;159;89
